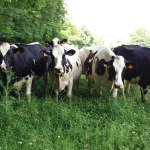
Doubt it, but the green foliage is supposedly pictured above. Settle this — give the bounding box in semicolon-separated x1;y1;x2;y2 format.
0;0;103;47
129;28;150;46
0;0;67;43
61;24;104;49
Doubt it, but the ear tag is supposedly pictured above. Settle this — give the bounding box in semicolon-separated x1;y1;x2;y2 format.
16;50;21;54
44;52;48;56
128;64;133;69
104;64;107;67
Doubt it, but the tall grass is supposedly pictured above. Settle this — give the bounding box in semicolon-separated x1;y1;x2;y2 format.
0;74;150;150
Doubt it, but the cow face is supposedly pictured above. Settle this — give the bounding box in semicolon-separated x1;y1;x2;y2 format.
50;45;75;75
41;44;76;75
95;56;136;89
0;43;24;70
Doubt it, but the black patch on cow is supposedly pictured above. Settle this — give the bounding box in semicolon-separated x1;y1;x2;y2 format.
48;51;55;71
95;59;106;75
95;57;116;81
63;59;72;73
25;77;28;80
107;65;116;81
76;61;78;67
84;50;98;75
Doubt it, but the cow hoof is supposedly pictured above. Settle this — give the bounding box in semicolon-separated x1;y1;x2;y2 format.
113;97;117;100
26;95;31;103
67;95;72;99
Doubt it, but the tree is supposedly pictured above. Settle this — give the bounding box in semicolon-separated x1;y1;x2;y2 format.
0;0;67;43
129;28;150;47
61;24;104;49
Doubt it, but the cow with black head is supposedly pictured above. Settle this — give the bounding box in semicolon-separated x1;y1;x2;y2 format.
41;38;82;100
0;42;48;102
113;45;150;103
78;45;137;99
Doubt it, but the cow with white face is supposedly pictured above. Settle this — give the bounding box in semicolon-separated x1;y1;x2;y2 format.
79;46;136;99
42;39;82;100
0;42;48;102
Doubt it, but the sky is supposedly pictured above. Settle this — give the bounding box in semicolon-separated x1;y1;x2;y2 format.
65;0;150;41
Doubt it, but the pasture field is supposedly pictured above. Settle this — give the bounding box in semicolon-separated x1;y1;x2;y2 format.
0;74;150;150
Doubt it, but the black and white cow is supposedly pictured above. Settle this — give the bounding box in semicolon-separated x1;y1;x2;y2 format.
113;45;150;103
79;46;136;99
41;39;82;100
0;42;48;102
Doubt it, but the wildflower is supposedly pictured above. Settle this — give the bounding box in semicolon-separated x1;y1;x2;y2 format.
58;136;60;138
29;142;32;145
18;141;22;145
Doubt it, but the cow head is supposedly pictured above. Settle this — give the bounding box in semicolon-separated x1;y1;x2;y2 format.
41;44;76;75
44;38;67;52
95;55;136;89
0;43;24;71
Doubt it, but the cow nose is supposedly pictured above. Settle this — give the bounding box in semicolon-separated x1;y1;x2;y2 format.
114;83;123;89
1;63;6;70
55;67;62;73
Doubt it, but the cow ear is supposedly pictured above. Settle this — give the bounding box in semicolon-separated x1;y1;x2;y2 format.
125;61;137;69
99;59;108;67
66;49;76;56
40;50;50;57
61;39;67;44
13;48;24;55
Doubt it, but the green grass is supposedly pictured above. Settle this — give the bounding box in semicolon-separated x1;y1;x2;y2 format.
0;75;150;150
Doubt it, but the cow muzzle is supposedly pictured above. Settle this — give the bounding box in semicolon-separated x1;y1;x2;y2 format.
1;63;12;71
114;83;123;89
54;67;63;74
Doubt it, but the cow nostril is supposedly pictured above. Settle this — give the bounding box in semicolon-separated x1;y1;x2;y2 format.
55;68;62;73
114;84;123;89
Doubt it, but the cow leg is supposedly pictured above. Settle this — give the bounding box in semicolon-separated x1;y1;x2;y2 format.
95;82;102;97
121;87;125;99
88;81;93;94
14;79;25;99
54;89;59;101
112;88;118;100
75;79;79;91
125;81;131;95
25;76;33;103
67;78;73;99
43;71;48;89
140;86;148;103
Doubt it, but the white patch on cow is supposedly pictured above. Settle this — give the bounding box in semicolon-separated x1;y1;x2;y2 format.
27;42;40;45
113;56;125;88
11;44;18;48
52;45;65;73
33;59;36;64
62;43;76;51
88;58;93;63
0;60;6;70
52;37;60;46
0;42;10;56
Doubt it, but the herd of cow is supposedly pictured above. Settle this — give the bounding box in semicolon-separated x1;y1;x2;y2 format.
0;38;150;103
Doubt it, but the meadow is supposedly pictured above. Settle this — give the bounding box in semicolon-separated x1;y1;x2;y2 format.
0;74;150;150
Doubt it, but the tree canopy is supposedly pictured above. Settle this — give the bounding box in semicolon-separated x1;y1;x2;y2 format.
129;28;150;47
0;0;100;48
0;0;67;44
